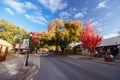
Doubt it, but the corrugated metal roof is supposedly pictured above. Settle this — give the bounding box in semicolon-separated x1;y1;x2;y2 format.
98;36;120;47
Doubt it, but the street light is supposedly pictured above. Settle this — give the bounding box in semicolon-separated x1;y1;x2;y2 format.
25;32;32;66
0;28;4;40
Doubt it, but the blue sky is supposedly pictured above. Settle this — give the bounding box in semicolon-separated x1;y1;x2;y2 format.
0;0;120;38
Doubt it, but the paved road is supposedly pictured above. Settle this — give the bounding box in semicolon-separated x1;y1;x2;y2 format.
33;55;120;80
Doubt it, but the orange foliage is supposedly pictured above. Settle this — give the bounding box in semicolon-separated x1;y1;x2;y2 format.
80;21;102;52
30;32;40;49
74;21;82;28
48;18;63;32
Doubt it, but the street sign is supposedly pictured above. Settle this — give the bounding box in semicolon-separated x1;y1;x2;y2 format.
21;39;29;49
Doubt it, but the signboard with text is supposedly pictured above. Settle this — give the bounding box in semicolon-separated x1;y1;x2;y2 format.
21;39;29;49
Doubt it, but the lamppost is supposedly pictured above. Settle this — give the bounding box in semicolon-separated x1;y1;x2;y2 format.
25;32;32;66
0;28;3;38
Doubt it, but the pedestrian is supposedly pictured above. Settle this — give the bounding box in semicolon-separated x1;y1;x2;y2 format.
110;54;115;61
95;50;99;58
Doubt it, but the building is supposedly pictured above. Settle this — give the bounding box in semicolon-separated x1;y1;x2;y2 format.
14;39;29;54
99;36;120;47
0;39;13;52
72;36;120;56
0;39;13;62
97;36;120;57
73;43;83;54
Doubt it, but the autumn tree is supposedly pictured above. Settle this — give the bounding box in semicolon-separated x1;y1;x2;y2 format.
57;29;69;54
48;18;64;51
30;32;40;53
56;20;83;54
48;19;83;54
38;32;51;48
0;19;29;45
80;21;102;53
48;18;64;33
65;20;82;42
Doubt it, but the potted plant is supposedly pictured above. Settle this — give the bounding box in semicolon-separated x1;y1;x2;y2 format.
104;55;112;62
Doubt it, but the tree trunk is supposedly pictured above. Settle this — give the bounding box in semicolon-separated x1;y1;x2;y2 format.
60;45;66;55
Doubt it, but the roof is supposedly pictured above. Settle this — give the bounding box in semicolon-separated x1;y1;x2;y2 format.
98;36;120;47
69;42;82;47
0;39;13;47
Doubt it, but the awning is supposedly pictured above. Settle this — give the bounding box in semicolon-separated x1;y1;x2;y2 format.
0;39;13;47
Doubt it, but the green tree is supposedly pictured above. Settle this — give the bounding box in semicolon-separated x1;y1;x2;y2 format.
47;19;83;54
65;20;82;42
0;19;29;45
48;18;64;51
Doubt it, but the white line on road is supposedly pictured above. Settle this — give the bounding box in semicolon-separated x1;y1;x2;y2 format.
62;60;83;68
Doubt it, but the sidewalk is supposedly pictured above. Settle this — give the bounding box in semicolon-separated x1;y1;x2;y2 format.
0;54;40;80
68;55;120;67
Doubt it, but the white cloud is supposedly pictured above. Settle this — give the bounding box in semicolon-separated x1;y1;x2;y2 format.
69;7;79;14
25;14;47;25
34;11;42;16
4;8;14;15
59;11;71;19
38;0;67;13
72;7;78;12
96;0;108;9
106;12;112;17
24;2;37;9
89;19;100;29
88;19;103;34
74;8;87;19
90;21;98;27
103;12;113;20
4;0;25;13
81;8;87;14
74;12;84;19
4;0;37;13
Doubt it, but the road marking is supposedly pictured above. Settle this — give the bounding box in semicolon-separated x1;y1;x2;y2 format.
66;61;83;67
